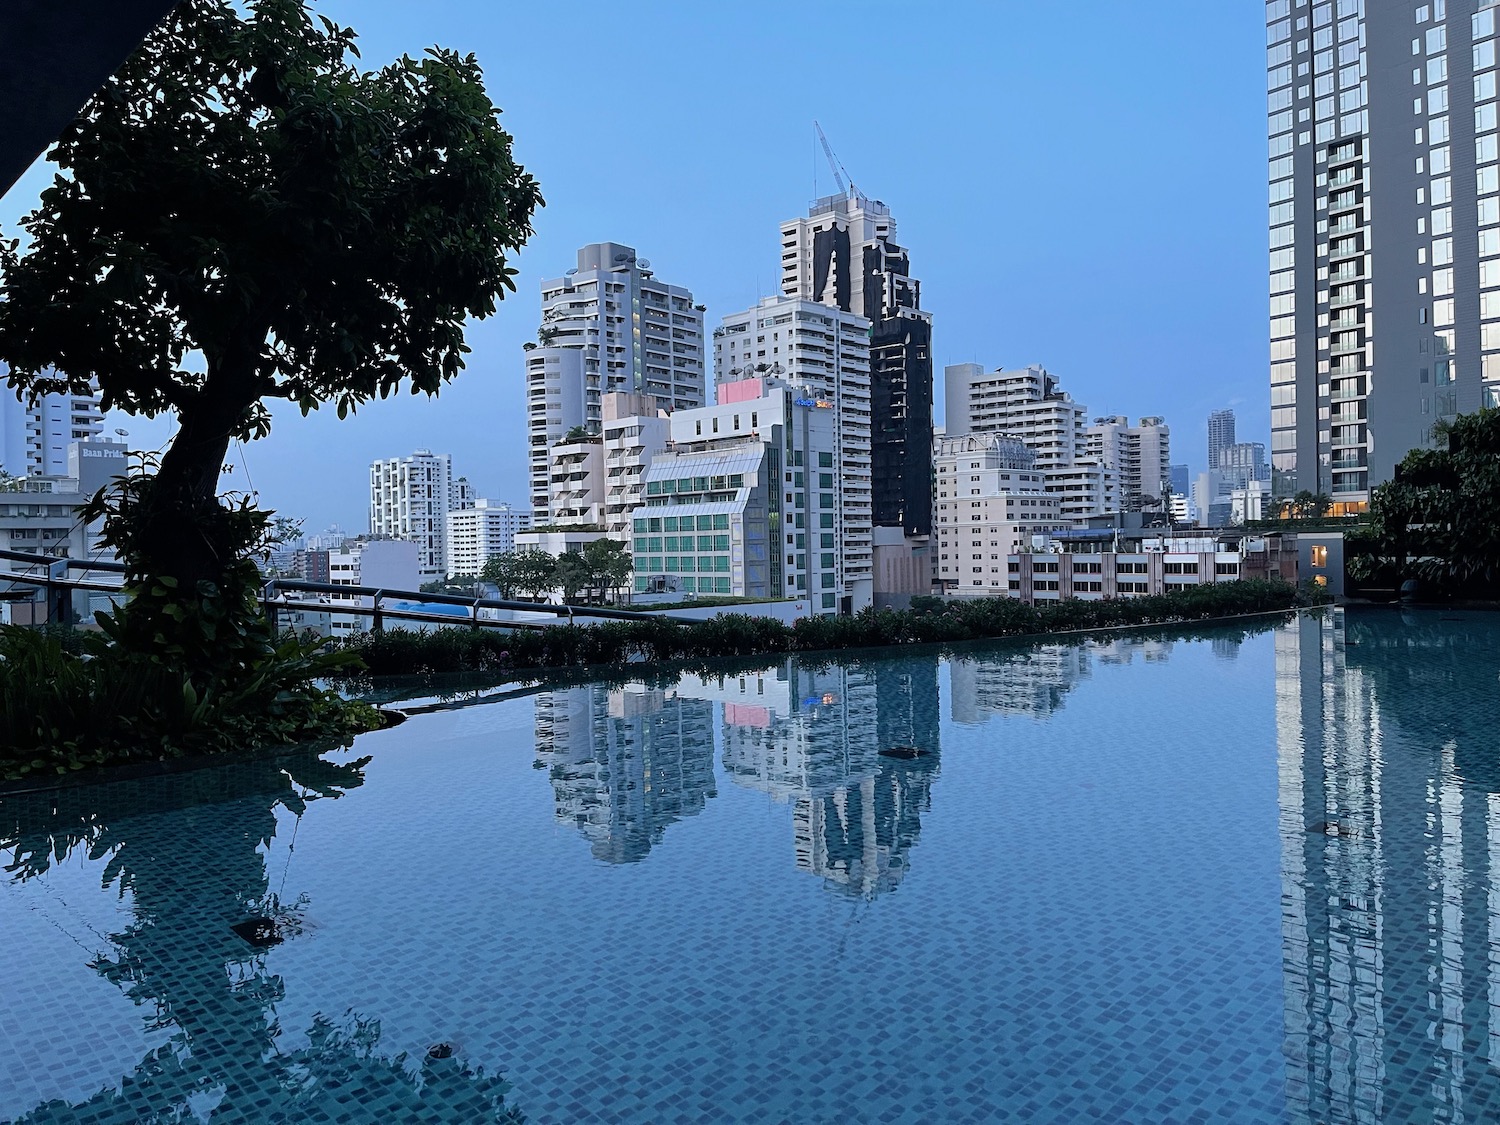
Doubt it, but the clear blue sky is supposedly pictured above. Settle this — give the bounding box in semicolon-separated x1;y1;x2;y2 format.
0;0;1268;533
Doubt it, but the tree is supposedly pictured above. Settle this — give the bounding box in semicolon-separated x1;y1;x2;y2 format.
581;538;631;603
562;424;594;442
509;550;557;602
0;468;24;493
0;0;540;666
479;553;522;599
554;549;589;603
1352;409;1500;593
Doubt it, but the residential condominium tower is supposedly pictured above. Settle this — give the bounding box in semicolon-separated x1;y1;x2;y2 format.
1083;415;1172;510
716;296;874;600
368;450;470;580
0;372;104;478
525;243;704;522
1268;0;1500;509
780;191;933;537
445;500;531;578
1207;408;1237;469
943;363;1119;520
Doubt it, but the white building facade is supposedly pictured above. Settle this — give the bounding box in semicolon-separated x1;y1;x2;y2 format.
1083;415;1172;511
369;450;469;580
525;243;704;521
0;372;105;478
716;296;874;599
445;500;531;577
630;376;865;612
943;362;1117;519
934;433;1067;595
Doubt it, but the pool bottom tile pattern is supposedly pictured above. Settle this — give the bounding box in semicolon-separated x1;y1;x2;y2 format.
5;611;1500;1122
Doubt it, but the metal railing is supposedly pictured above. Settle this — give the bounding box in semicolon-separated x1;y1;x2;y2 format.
0;547;694;632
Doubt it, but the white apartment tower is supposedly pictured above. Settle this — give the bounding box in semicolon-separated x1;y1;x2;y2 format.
1269;0;1500;509
368;450;469;580
445;500;531;577
0;372;105;478
934;434;1067;595
716;296;874;599
525;243;704;522
1083;415;1172;510
943;363;1119;519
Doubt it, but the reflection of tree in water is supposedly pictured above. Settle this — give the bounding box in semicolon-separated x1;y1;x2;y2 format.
2;750;525;1124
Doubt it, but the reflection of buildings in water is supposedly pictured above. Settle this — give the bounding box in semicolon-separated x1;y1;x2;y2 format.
1278;610;1500;1123
947;635;1175;727
949;643;1088;725
683;658;940;898
533;684;716;864
1210;635;1243;662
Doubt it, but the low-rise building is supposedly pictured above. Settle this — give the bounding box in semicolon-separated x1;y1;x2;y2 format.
1003;533;1243;603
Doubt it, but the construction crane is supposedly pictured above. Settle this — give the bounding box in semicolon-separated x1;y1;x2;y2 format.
814;121;867;205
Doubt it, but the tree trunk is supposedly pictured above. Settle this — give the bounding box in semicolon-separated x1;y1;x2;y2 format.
136;369;255;593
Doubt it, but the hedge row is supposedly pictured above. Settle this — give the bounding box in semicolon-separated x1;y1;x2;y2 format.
336;580;1316;679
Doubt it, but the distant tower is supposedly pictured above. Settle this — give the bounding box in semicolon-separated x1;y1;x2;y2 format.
1207;409;1236;470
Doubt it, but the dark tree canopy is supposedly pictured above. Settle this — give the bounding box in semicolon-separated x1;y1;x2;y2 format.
0;0;540;436
0;0;540;654
1350;408;1500;592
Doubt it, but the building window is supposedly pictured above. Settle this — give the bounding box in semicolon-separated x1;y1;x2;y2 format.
1311;545;1329;567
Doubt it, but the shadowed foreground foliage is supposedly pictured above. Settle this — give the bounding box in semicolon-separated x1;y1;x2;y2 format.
338;579;1316;678
0;626;379;782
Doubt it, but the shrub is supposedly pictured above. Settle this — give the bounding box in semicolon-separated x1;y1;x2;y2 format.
0;625;380;781
336;580;1312;680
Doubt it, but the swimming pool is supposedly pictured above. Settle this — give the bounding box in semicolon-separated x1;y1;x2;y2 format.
3;608;1496;1123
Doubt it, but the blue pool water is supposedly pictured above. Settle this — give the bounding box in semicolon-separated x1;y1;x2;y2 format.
3;609;1498;1123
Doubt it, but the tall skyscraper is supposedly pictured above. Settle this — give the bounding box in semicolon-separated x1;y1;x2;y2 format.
368;450;469;580
1269;1;1500;510
0;372;104;478
1207;408;1236;471
524;243;704;522
780;191;933;537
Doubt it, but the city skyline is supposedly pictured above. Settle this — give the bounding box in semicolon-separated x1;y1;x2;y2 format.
0;1;1269;532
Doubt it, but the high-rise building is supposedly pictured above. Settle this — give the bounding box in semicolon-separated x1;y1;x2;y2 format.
934;434;1066;595
525;243;704;522
716;296;874;601
1215;441;1271;490
445;500;531;578
368;450;469;580
630;375;858;612
1083;415;1173;510
0;372;104;478
1268;1;1500;511
780;191;933;537
1207;408;1236;471
943;363;1117;519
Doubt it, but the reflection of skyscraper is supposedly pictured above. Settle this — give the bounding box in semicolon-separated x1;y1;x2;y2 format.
1278;610;1500;1121
534;684;716;864
681;655;941;898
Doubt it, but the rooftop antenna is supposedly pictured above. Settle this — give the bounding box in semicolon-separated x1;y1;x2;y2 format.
814;121;867;205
